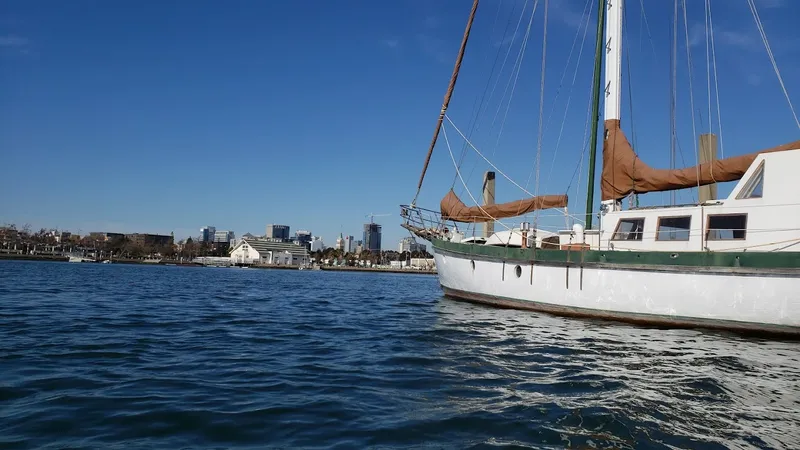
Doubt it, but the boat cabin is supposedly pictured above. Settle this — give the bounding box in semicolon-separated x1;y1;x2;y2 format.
558;148;800;252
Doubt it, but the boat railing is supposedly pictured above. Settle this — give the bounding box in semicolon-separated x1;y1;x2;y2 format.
400;204;455;240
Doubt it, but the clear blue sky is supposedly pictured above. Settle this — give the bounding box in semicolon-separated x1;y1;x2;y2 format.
2;0;798;248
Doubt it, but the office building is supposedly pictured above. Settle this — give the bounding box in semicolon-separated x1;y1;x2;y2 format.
294;230;312;249
125;233;174;247
88;232;125;242
363;223;381;252
213;230;235;243
266;224;290;241
343;235;356;254
309;236;325;252
398;236;427;254
200;226;216;243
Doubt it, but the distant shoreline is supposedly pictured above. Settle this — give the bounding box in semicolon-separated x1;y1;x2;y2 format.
318;266;437;275
0;253;67;262
0;253;200;266
0;254;438;275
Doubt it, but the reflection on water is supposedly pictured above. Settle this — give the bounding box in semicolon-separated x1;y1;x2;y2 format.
0;260;798;449
433;299;800;449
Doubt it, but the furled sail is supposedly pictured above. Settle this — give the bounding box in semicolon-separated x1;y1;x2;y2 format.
440;189;568;223
601;119;800;201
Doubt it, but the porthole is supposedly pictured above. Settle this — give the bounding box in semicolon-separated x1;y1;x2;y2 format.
515;265;522;278
470;260;475;270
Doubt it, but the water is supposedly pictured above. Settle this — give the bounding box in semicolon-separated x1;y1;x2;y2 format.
1;260;799;449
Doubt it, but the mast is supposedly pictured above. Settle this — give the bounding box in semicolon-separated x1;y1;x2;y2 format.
596;0;624;210
584;0;607;229
670;0;678;205
604;0;623;124
411;0;480;207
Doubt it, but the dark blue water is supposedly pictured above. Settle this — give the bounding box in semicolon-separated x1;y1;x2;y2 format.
1;260;798;449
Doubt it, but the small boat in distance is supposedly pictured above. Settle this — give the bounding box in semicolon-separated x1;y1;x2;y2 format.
67;253;95;263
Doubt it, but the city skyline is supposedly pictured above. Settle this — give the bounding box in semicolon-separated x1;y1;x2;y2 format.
0;217;398;254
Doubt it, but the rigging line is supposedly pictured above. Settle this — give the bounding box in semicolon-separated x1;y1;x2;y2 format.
562;85;594;226
669;0;678;206
468;0;539;211
488;0;536;151
490;0;540;159
637;0;660;64
623;5;637;155
445;113;581;225
708;1;725;158
544;0;593;192
540;0;593;138
681;0;700;203
441;122;515;234
705;0;712;135
624;4;641;206
412;0;480;207
452;0;511;185
446;114;536;198
565;83;595;194
532;0;548;214
746;0;800;130
703;0;718;187
460;0;538;197
456;0;527;190
445;115;591;226
446;115;589;224
522;0;548;222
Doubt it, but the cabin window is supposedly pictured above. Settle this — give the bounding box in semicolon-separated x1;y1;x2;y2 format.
736;161;765;199
656;216;691;241
706;214;747;240
612;218;645;241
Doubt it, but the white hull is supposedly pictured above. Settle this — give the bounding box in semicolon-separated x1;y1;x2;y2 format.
433;249;800;336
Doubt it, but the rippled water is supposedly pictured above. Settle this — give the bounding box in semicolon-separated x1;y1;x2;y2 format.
1;260;799;449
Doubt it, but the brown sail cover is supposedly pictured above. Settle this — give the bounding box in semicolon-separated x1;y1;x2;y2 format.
601;119;800;201
440;189;568;223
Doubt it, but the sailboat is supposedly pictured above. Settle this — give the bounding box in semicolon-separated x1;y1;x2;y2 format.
401;0;800;336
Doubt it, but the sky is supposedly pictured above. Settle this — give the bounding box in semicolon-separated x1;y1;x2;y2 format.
2;0;799;248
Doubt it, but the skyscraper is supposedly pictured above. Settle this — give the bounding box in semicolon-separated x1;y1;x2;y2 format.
266;224;290;241
200;226;216;243
343;235;355;254
363;223;381;252
294;230;312;250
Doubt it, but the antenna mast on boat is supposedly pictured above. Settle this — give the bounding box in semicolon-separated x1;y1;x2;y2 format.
411;0;480;207
584;0;607;230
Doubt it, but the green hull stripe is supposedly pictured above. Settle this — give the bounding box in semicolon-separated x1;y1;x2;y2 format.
432;239;800;270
